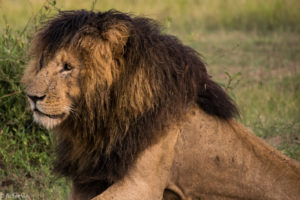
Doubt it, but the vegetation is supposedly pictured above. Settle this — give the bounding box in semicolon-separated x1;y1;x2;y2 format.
0;0;299;199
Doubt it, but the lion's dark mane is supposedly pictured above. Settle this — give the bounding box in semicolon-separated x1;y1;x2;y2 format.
34;10;238;195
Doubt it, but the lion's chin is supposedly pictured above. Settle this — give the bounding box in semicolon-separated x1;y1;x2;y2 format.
33;112;65;130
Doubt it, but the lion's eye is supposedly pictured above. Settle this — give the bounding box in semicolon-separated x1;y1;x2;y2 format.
63;63;73;71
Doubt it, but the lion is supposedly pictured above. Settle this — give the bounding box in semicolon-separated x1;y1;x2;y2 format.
22;10;300;200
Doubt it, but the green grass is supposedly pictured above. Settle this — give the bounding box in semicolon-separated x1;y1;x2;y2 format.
1;0;300;31
1;0;300;199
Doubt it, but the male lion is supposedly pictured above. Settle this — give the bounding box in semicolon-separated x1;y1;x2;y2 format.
23;10;300;200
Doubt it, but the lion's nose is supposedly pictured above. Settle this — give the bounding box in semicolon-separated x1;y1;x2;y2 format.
27;94;46;103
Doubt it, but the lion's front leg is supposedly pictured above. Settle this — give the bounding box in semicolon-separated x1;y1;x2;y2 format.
91;127;180;200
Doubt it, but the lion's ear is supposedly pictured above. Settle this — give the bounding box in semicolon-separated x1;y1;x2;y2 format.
102;23;129;57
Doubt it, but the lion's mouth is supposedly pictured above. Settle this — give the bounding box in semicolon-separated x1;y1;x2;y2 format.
34;108;65;119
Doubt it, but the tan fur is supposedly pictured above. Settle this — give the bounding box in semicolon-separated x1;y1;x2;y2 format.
89;106;300;200
168;107;300;199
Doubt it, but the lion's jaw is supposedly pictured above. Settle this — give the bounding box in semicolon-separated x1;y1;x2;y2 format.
25;49;81;130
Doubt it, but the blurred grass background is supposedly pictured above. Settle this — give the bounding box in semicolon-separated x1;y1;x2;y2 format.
1;0;300;199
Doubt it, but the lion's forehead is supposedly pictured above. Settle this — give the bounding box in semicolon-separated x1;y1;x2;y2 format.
45;49;80;69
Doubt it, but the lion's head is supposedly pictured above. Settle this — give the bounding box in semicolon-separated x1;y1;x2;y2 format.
23;48;80;129
22;11;131;130
22;10;238;189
